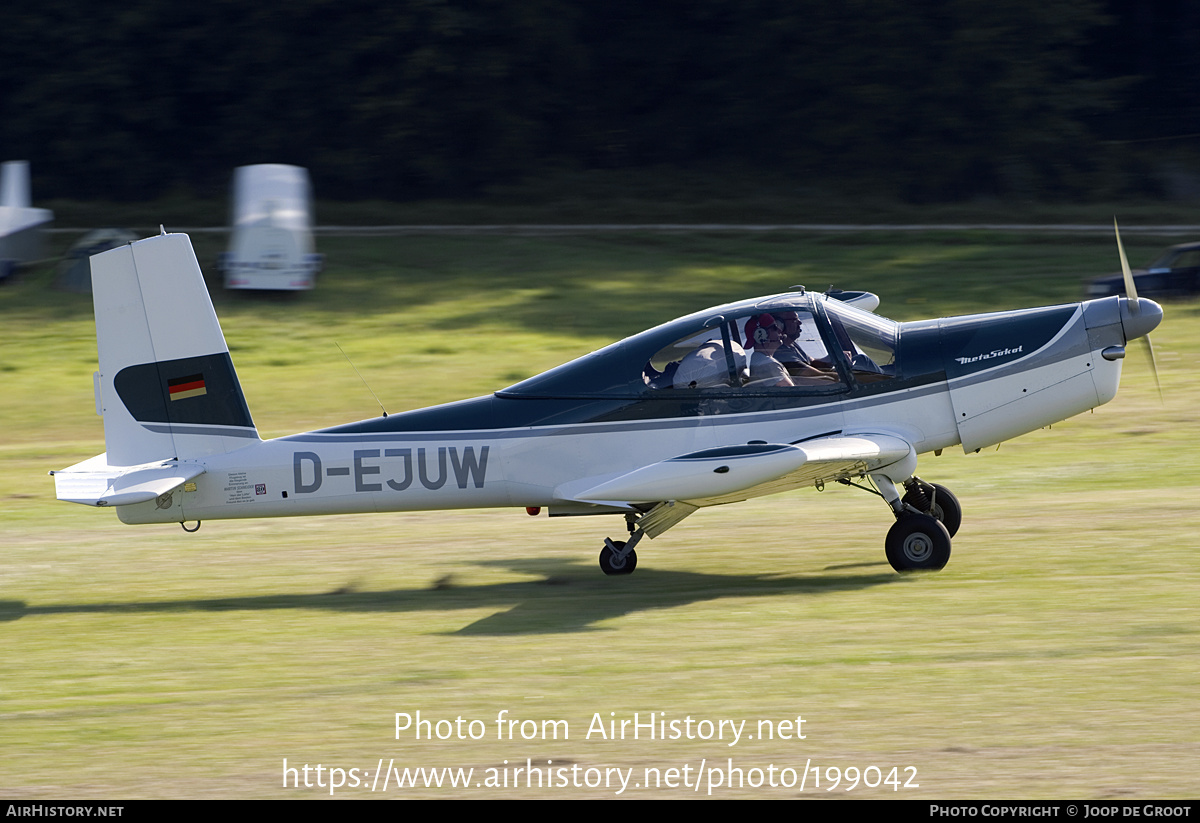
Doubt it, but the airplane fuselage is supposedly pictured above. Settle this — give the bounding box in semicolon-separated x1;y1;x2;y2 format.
54;232;1163;574
115;293;1137;526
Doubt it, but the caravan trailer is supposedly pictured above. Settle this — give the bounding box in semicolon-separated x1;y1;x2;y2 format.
221;164;321;290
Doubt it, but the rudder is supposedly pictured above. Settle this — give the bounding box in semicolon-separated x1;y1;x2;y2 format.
91;232;259;465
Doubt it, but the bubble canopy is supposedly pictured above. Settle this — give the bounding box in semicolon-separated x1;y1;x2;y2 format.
499;292;900;399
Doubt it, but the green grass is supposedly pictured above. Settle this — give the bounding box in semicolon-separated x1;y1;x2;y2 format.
1;230;1197;798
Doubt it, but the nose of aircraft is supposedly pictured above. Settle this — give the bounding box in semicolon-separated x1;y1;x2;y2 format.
1119;297;1163;342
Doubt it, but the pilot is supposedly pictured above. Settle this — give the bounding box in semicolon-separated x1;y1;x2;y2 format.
743;313;794;388
772;310;838;382
773;311;811;369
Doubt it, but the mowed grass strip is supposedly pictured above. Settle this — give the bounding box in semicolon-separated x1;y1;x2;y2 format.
1;231;1196;798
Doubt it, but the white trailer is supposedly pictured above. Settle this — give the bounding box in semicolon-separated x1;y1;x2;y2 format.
220;164;321;290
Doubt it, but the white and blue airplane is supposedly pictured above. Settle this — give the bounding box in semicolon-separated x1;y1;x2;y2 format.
51;228;1162;575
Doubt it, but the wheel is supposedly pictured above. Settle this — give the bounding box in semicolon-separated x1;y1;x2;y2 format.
885;513;951;572
902;481;962;537
599;541;638;575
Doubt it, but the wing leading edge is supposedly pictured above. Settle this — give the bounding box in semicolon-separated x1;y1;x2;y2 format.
569;434;914;509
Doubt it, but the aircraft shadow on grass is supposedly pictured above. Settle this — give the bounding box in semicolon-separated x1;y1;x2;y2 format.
0;561;899;634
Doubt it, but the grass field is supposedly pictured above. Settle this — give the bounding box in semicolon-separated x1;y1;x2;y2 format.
2;229;1197;798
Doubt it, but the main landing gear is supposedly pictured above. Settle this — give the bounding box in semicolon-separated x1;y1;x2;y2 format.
901;479;961;538
872;474;962;572
590;476;962;576
885;513;951;571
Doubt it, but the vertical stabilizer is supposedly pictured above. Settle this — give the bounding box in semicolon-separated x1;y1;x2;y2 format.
0;160;30;208
91;232;259;466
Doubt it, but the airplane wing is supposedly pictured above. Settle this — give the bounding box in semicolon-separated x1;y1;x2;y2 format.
567;433;914;510
51;453;206;507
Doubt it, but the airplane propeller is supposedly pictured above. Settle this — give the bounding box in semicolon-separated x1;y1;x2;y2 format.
1114;218;1163;401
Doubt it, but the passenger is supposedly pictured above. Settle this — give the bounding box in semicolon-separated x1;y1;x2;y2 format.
672;338;746;389
743;314;794;388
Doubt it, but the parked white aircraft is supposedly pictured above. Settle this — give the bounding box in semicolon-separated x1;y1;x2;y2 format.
51;229;1161;574
0;160;53;280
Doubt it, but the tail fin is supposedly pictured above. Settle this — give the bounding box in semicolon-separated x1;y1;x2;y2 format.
91;232;259;466
0;160;31;207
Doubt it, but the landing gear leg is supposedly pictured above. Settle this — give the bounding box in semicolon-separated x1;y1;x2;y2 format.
870;472;907;517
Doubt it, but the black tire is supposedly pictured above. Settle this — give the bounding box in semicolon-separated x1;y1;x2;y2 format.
599;541;638;576
903;481;962;537
885;513;952;572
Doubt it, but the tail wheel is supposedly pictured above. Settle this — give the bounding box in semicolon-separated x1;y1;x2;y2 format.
599;541;637;576
885;513;951;572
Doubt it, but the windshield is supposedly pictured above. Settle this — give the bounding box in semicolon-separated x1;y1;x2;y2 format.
821;299;899;382
646;304;843;392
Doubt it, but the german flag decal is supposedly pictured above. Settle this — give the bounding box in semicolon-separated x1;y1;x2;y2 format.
168;373;207;401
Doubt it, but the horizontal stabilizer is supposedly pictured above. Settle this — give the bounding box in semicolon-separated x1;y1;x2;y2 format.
51;453;205;507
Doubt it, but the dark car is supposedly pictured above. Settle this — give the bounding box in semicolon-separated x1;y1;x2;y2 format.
1088;241;1200;298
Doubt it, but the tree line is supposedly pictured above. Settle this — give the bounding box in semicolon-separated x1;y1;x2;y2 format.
0;0;1195;203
